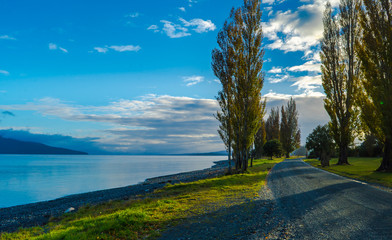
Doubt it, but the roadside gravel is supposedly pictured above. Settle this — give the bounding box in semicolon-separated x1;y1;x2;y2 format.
0;160;227;233
158;184;295;240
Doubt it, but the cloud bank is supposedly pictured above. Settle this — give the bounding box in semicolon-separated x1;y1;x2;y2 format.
0;92;329;153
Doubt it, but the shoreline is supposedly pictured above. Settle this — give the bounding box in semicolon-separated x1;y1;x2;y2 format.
0;160;228;233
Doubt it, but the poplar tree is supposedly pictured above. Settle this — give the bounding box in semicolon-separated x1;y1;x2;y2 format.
265;107;280;141
213;22;234;172
356;0;392;171
280;98;301;158
321;0;360;165
213;0;265;172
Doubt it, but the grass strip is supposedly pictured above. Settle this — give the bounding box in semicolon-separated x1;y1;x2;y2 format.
1;158;283;240
304;157;392;188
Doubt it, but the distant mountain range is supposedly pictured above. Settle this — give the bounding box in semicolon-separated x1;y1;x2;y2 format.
177;151;227;156
0;136;87;155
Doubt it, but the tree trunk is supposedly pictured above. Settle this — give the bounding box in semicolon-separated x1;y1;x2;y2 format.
337;144;349;165
285;153;290;158
242;150;248;172
377;137;392;172
235;153;240;170
228;143;232;174
250;156;253;167
320;149;330;167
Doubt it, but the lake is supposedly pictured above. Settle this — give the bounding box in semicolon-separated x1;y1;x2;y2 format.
0;154;224;208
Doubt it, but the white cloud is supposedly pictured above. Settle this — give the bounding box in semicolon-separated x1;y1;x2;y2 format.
0;70;9;76
0;35;16;40
262;0;336;55
183;75;204;86
49;43;57;50
179;18;216;33
126;12;140;18
179;7;186;12
59;47;68;53
109;45;141;52
264;90;325;100
268;67;282;73
147;25;158;30
188;0;197;7
49;43;68;53
161;20;191;38
155;18;215;38
291;75;322;91
147;25;159;33
94;45;141;53
262;0;286;4
94;47;108;53
268;74;289;84
287;60;321;73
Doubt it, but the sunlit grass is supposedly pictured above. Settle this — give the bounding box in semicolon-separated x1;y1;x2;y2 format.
305;157;392;188
1;158;283;240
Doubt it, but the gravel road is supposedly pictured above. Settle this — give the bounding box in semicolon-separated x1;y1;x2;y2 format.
268;158;392;239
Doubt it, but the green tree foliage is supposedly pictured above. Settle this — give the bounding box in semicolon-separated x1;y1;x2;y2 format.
280;98;301;158
357;0;392;171
254;119;266;158
306;125;335;167
263;139;282;160
265;107;280;141
321;0;360;165
213;0;265;172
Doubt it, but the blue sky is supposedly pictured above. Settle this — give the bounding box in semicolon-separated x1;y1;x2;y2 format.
0;0;336;154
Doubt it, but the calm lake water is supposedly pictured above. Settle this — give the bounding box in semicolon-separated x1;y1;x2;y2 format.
0;155;224;208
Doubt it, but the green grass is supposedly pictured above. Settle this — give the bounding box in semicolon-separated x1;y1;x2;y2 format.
1;158;283;240
304;157;392;188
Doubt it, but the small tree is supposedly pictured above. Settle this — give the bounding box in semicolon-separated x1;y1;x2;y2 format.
263;139;282;160
306;125;334;167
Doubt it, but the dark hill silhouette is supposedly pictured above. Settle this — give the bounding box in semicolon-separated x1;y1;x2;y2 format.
0;136;87;155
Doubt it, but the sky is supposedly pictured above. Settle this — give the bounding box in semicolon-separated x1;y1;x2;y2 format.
0;0;337;154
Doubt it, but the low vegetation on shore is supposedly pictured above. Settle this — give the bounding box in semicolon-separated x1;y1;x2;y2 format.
305;157;392;188
1;158;283;240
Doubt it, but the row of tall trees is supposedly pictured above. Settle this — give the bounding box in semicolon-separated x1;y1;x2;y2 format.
213;0;265;172
254;98;301;158
321;0;392;171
